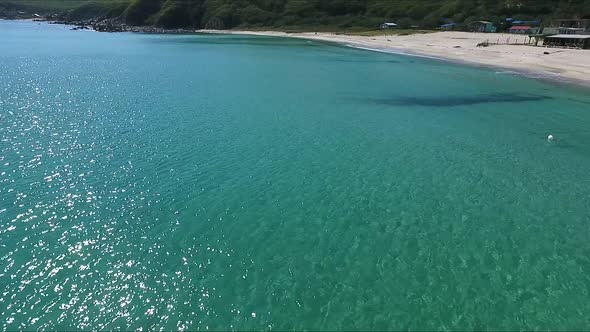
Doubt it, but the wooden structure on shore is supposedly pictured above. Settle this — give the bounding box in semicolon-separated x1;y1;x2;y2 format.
543;34;590;49
550;19;590;30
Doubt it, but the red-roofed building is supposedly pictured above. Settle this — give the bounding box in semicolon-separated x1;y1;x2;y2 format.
509;26;532;34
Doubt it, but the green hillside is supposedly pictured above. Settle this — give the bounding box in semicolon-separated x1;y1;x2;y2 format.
4;0;590;30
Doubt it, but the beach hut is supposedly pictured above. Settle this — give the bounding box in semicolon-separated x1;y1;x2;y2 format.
508;26;532;34
543;34;590;49
380;22;398;29
511;20;541;26
468;21;496;33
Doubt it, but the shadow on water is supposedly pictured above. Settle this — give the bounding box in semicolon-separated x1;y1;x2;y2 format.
529;131;590;153
545;139;587;154
363;93;553;108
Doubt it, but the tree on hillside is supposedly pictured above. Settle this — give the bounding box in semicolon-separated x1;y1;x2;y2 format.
43;0;590;30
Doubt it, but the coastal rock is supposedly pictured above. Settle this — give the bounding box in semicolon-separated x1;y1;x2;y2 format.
50;15;200;35
70;25;89;31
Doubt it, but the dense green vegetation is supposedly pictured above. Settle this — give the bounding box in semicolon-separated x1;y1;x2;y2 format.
4;0;590;30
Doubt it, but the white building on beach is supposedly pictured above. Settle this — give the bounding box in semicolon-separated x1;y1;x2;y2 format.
380;22;398;29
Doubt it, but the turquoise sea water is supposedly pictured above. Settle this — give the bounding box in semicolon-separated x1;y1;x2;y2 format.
2;20;590;330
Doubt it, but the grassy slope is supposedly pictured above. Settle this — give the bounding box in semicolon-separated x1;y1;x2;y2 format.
239;26;435;36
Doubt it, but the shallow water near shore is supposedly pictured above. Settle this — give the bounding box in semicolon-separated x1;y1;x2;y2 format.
3;20;590;330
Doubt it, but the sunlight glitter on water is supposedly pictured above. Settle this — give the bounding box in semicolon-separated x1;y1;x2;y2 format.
3;20;590;330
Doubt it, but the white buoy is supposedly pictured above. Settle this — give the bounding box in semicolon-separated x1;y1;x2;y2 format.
547;134;554;142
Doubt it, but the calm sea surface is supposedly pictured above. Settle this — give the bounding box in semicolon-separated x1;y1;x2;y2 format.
2;20;590;330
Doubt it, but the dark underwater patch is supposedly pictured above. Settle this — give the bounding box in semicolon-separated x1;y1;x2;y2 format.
566;97;590;106
368;93;553;108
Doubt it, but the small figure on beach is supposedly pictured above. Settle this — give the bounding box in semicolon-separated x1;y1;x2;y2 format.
547;134;554;142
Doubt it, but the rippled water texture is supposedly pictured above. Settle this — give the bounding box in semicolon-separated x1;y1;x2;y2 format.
2;20;590;330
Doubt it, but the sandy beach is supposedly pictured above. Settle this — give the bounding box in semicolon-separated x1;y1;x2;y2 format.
200;30;590;86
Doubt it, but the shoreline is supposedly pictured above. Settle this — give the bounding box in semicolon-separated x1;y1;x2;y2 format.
5;19;590;88
199;29;590;88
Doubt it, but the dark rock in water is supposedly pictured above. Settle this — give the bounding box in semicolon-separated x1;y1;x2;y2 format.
51;17;198;35
93;22;124;32
71;25;88;30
